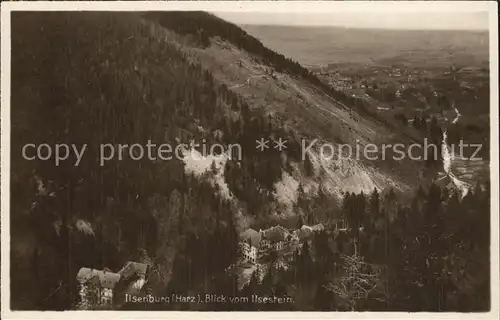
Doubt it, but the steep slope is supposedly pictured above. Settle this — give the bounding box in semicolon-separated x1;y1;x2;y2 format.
144;12;431;198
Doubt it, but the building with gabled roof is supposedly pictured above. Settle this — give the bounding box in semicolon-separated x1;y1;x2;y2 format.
117;261;149;296
260;225;292;251
77;268;121;289
239;229;261;263
76;260;151;309
118;261;148;280
261;225;291;242
311;223;324;232
76;268;121;308
293;223;325;241
239;228;262;248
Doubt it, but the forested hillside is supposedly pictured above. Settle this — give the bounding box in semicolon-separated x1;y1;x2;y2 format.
10;11;490;311
11;11;311;309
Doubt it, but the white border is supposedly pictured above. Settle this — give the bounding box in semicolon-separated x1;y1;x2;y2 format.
0;0;496;12
1;1;498;320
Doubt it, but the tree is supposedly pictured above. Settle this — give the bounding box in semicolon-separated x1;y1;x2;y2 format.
296;241;313;284
314;282;334;310
342;192;366;252
307;212;315;225
365;188;380;233
261;264;274;291
324;252;385;311
296;214;304;229
313;230;334;279
76;278;100;310
369;188;380;216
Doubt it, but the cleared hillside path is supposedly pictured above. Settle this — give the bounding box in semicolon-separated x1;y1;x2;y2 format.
229;74;266;89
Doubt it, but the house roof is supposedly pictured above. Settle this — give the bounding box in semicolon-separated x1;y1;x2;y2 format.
294;226;313;240
76;267;121;289
261;226;291;242
311;223;325;231
293;224;325;240
117;261;148;279
239;228;261;248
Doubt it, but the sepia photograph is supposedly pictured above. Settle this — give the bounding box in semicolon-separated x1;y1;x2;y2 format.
1;1;498;318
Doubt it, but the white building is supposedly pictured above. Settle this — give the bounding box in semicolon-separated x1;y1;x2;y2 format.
76;268;121;308
260;225;291;252
293;223;325;241
239;242;258;264
77;261;149;309
239;228;261;264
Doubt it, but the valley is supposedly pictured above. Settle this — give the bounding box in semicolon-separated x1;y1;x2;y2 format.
9;11;491;312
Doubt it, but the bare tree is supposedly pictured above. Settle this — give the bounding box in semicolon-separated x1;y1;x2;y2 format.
324;252;385;311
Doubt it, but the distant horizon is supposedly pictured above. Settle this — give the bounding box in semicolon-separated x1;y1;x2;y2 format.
238;23;489;32
214;11;489;31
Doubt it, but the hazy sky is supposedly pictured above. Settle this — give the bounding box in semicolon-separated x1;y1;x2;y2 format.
214;12;489;30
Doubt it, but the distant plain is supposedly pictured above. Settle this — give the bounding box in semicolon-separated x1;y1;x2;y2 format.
241;25;489;68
